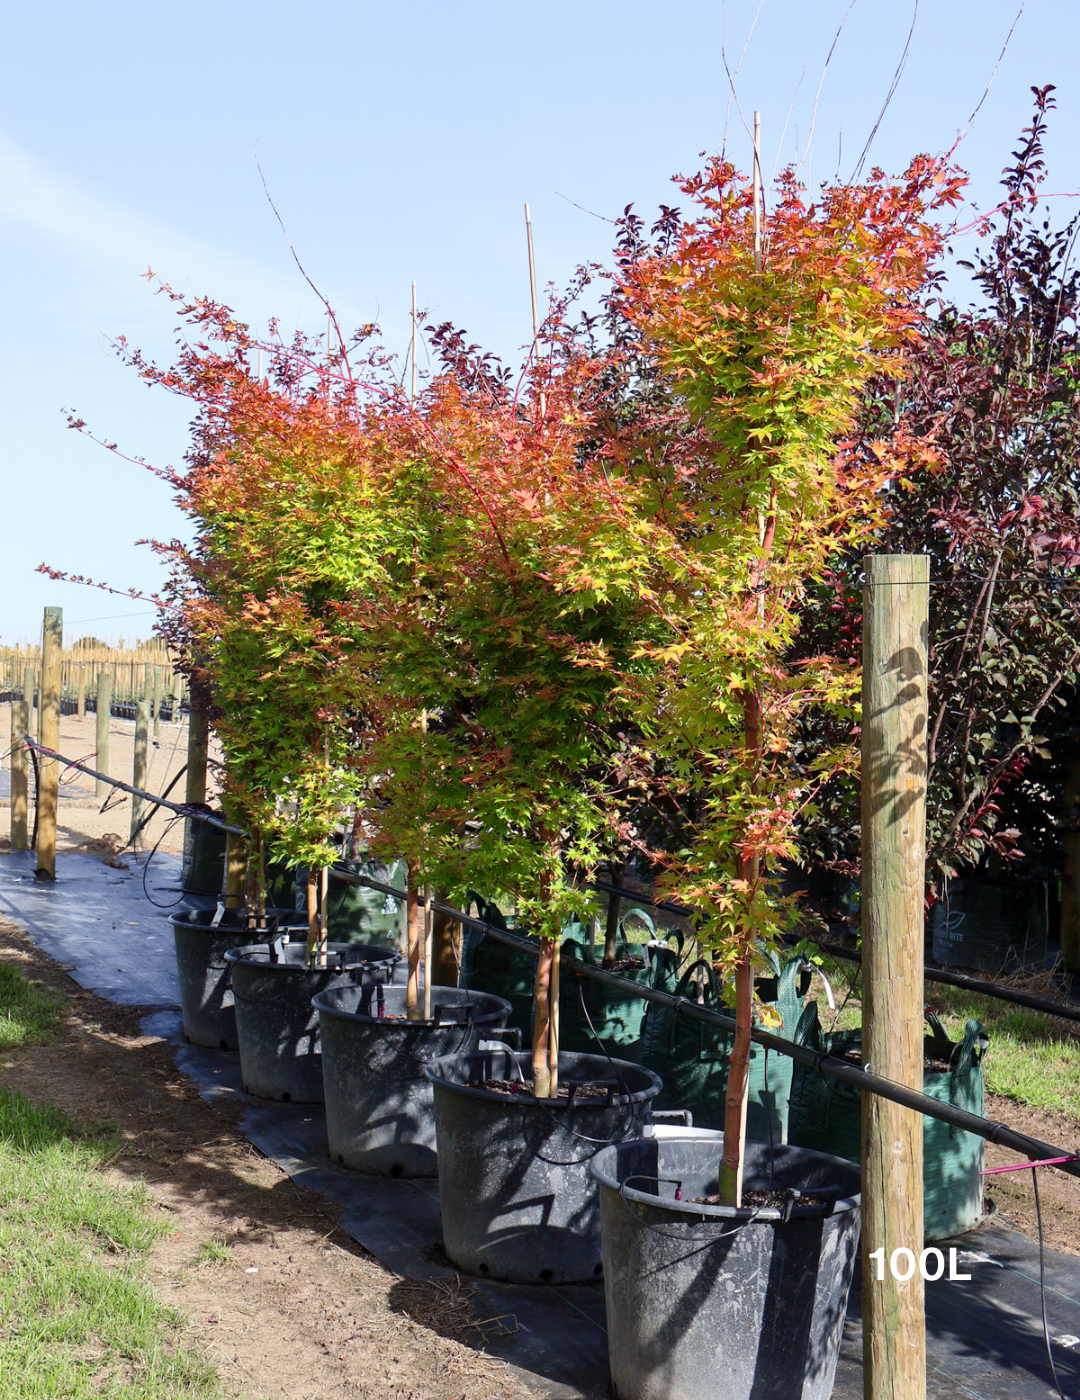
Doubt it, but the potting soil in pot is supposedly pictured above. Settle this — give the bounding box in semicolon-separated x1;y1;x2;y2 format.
591;1136;861;1400
426;1047;662;1285
789;1003;988;1239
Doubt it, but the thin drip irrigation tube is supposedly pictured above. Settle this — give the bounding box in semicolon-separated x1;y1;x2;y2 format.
337;869;1080;1180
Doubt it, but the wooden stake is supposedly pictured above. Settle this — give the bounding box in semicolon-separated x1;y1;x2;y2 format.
76;665;85;720
10;700;29;850
319;864;329;965
406;862;421;1017
95;671;112;797
131;699;149;851
524;204;546;416
548;937;560;1096
422;882;433;1019
36;607;62;880
753;111;763;274
861;554;929;1400
411;281;418;406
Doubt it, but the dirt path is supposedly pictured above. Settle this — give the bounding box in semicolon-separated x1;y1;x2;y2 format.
982;1098;1080;1257
0;916;532;1400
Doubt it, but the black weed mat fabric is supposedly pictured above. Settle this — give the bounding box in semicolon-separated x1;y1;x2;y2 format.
3;851;1080;1398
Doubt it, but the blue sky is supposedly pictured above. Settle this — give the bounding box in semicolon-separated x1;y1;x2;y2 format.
1;0;1076;644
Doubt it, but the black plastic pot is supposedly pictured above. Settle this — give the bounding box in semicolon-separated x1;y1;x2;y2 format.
313;984;515;1178
168;908;307;1050
425;1047;662;1284
591;1137;861;1400
224;940;400;1103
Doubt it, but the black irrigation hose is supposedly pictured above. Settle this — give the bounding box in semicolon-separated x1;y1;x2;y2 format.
20;738;245;835
337;868;1080;1180
796;936;1080;1027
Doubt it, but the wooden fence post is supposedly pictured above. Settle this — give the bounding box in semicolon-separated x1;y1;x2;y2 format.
184;686;210;864
861;554;929;1400
10;700;29;850
151;666;161;739
131;700;149;850
36;607;62;880
95;671;113;798
76;665;86;719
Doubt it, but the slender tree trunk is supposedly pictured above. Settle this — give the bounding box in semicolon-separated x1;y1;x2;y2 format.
406;860;422;1018
532;938;554;1098
602;864;623;969
306;870;321;965
548;940;560;1097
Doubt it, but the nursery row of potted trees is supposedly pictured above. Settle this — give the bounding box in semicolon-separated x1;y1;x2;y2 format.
76;104;1076;1399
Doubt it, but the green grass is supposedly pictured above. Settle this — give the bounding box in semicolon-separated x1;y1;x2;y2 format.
0;968;222;1398
808;953;1080;1123
192;1239;232;1268
0;963;63;1049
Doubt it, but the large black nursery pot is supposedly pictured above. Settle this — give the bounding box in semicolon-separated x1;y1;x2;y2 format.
314;984;514;1178
168;907;307;1051
224;939;399;1103
425;1047;662;1285
591;1136;861;1400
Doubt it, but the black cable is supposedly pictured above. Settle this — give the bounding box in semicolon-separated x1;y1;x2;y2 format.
1032;1168;1068;1400
140;813;190;909
28;744;39;851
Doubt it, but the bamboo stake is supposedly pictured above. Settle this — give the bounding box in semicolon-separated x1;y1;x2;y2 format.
131;699;149;851
548;936;560;1093
10;700;29;850
36;607;62;880
411;281;418;406
861;554;929;1400
524;203;546;416
306;869;320;961
319;864;329;966
753;110;763;274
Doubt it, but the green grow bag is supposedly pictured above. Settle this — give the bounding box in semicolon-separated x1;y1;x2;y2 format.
789;1006;988;1241
181;816;227;897
289;858;408;947
557;911;684;1060
931;877;1048;973
459;895;538;1042
638;953;808;1141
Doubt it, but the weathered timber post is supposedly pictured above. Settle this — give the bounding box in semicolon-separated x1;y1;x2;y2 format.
151;665;161;739
184;683;210;860
95;671;112;798
76;665;86;719
224;830;248;909
10;700;29;849
131;700;149;850
862;555;929;1400
36;607;62;880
